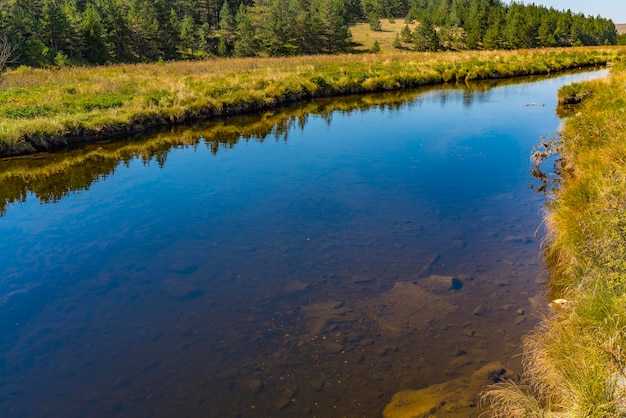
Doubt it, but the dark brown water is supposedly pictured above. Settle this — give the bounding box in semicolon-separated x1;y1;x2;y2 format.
0;70;606;417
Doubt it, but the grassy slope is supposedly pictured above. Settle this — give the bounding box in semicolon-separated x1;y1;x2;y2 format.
485;61;626;417
350;18;417;52
617;24;626;34
0;46;622;157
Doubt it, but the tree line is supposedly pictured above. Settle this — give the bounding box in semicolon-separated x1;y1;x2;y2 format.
0;0;618;67
395;0;618;51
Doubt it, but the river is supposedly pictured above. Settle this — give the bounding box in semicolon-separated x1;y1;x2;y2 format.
0;69;606;417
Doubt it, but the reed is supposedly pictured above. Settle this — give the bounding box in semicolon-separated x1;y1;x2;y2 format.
1;47;623;157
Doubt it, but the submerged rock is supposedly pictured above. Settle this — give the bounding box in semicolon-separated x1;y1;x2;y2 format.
370;281;457;341
383;362;515;418
322;340;344;354
247;378;264;394
282;280;310;293
418;275;464;293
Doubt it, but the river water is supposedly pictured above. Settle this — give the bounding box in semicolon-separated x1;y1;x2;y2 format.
0;69;606;417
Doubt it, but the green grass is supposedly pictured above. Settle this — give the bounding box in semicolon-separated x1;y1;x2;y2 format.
484;58;626;417
557;82;594;104
0;46;623;157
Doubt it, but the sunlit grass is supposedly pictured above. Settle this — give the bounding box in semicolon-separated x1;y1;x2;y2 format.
0;47;623;157
350;18;418;52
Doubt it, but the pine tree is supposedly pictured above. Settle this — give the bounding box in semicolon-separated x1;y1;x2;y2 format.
197;22;214;55
393;32;402;48
554;11;571;46
99;0;134;62
258;0;302;56
60;0;84;60
413;15;438;52
218;0;236;55
127;0;160;61
537;13;557;47
233;4;257;56
179;15;199;57
41;0;71;55
316;0;351;54
219;0;236;33
482;7;505;50
361;0;382;31
401;24;411;42
82;2;109;63
504;3;532;49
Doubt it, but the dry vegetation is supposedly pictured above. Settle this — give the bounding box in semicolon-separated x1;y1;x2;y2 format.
616;24;626;35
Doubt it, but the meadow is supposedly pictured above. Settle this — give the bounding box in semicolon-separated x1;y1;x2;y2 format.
350;18;418;52
0;46;623;157
485;59;626;417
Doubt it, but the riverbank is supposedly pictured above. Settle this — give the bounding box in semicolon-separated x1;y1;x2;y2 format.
485;58;626;416
1;47;623;158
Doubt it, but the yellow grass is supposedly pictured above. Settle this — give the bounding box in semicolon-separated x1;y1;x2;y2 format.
350;18;418;52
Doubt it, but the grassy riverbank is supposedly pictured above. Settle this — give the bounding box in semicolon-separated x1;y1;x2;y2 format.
485;59;626;416
0;47;623;157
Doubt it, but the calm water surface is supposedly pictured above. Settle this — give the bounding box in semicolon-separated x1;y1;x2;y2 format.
0;70;606;417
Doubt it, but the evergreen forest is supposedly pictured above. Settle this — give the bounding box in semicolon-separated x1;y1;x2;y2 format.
0;0;619;67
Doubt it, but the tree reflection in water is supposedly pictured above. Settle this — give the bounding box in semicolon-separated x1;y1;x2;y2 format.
0;72;572;218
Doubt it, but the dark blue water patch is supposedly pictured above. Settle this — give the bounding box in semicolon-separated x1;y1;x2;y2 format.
0;69;608;418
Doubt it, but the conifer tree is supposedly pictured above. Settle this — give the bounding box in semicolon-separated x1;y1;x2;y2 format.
0;0;619;66
316;0;351;54
482;7;504;49
233;4;257;56
537;13;557;47
41;0;71;54
218;0;236;54
179;15;199;57
401;24;412;42
82;2;108;63
393;32;402;48
413;15;438;51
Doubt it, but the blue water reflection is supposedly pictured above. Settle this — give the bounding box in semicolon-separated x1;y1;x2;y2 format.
0;69;607;417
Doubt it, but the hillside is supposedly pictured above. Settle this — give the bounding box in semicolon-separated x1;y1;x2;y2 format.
617;23;626;34
350;19;418;52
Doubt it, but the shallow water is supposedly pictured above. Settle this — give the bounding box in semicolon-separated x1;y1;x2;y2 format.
0;69;607;417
